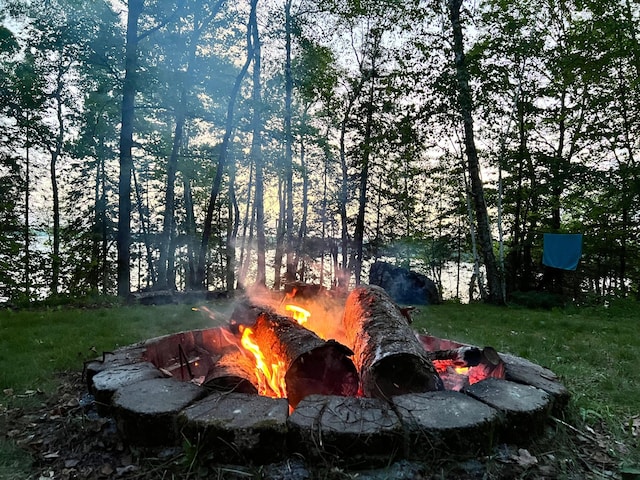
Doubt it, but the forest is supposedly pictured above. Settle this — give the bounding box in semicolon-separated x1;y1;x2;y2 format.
0;0;638;306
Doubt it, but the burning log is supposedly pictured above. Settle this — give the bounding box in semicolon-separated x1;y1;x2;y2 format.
246;311;359;408
202;349;259;395
343;285;443;399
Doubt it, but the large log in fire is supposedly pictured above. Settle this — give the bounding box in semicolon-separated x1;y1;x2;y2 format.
343;285;444;399
243;310;359;408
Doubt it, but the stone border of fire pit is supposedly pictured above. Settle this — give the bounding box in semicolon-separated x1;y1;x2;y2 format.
84;327;570;466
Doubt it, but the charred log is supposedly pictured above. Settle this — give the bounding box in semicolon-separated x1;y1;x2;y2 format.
203;349;259;395
342;285;443;399
250;311;359;408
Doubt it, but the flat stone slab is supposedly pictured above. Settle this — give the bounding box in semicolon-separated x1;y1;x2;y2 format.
179;392;289;463
500;353;570;412
464;378;552;442
112;377;206;446
84;344;146;388
288;394;403;465
91;361;164;415
392;391;500;459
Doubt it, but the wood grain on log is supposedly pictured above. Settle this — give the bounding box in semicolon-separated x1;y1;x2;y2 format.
343;285;443;399
250;311;359;408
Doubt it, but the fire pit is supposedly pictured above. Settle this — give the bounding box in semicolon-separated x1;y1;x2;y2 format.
84;285;569;466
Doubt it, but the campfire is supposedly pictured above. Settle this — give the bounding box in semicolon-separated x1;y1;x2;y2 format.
168;284;505;408
85;284;569;465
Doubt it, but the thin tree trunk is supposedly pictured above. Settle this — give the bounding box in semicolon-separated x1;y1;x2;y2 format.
449;0;504;305
284;0;296;284
250;0;266;287
273;179;286;289
49;72;64;297
117;0;143;297
24;114;31;300
353;61;376;285
295;130;309;281
196;22;254;288
237;161;254;288
132;166;156;286
337;78;366;289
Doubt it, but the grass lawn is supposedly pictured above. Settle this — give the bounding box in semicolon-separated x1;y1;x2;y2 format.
0;298;639;477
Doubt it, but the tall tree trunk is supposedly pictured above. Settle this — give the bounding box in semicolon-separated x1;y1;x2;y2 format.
227;160;239;291
284;0;296;284
182;167;197;290
117;0;143;297
353;58;376;285
337;78;366;289
250;0;266;287
196;4;254;288
449;0;504;305
158;8;218;291
237;161;254;288
49;72;64;297
24;114;31;301
132;166;156;287
273;179;286;289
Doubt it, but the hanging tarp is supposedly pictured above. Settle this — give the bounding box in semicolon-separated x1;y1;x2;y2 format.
542;233;583;271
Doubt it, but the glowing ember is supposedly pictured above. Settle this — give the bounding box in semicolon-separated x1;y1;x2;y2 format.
284;304;311;325
239;325;287;398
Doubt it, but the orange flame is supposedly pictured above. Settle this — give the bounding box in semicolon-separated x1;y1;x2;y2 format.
239;325;286;398
284;304;311;325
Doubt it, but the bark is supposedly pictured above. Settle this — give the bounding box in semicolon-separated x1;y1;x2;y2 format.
49;68;65;296
342;285;443;399
449;0;504;305
273;180;286;289
117;0;143;297
204;349;259;395
294;128;309;281
132;167;156;287
352;58;376;285
247;311;359;408
196;22;254;288
250;0;266;287
284;0;296;284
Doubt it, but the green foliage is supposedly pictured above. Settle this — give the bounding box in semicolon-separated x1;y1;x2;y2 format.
508;290;566;309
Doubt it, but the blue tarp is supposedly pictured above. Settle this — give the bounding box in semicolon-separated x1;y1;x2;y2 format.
542;233;583;271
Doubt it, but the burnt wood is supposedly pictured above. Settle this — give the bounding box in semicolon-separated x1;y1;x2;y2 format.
342;285;444;399
250;311;359;408
203;349;259;394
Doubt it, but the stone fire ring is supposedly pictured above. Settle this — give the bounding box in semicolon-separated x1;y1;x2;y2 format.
85;327;569;466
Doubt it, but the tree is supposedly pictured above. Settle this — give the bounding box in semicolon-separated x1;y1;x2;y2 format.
448;0;504;304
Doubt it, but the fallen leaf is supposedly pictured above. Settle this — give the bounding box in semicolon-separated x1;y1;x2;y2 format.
116;465;138;476
514;448;538;468
101;463;114;476
64;459;80;468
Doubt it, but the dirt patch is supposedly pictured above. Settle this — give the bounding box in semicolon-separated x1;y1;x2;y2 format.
0;372;629;479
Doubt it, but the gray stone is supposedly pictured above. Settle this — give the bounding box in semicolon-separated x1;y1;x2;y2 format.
112;377;206;446
288;394;403;466
392;391;500;460
84;344;146;389
500;353;570;413
91;362;164;415
179;392;289;464
463;378;552;443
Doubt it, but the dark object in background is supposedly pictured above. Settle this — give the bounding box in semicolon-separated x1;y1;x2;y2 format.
369;261;441;305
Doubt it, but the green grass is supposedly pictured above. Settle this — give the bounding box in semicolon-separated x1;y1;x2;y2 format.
413;299;640;434
0;301;227;397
